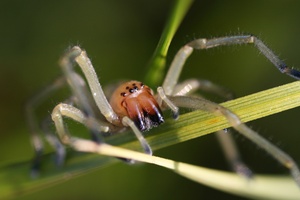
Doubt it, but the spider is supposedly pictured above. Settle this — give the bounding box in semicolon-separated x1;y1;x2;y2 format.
26;35;300;186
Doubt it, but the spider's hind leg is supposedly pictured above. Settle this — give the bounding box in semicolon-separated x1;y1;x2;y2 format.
168;94;300;187
215;130;253;178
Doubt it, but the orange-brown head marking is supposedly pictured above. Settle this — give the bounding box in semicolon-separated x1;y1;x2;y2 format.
109;80;164;131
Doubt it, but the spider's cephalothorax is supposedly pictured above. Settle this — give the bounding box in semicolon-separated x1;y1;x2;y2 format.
109;80;164;131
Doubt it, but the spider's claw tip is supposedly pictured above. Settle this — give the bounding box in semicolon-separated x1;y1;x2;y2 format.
144;144;153;155
172;111;179;120
234;163;254;179
29;149;43;178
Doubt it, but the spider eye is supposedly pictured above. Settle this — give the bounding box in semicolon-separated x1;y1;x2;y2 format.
120;92;126;97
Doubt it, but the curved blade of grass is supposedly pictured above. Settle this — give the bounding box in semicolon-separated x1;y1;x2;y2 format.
1;81;300;199
75;143;300;200
176;164;300;199
144;0;194;87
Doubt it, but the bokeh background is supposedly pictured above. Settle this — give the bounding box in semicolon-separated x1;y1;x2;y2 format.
1;0;300;199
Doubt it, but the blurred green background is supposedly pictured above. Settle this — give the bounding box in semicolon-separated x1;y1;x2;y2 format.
1;0;300;199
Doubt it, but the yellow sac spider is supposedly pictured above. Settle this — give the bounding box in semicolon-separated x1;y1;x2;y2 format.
26;35;300;186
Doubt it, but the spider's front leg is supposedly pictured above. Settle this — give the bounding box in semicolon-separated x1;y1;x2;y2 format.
51;103;109;148
59;46;153;155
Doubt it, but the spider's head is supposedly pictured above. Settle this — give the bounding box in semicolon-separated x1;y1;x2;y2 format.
109;80;164;131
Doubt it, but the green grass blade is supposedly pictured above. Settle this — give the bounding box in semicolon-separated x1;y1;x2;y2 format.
1;81;300;199
144;0;194;87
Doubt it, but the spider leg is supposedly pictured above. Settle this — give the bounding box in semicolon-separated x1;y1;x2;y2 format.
162;35;300;96
26;67;102;175
40;115;66;166
165;93;300;187
215;130;253;178
172;79;253;178
59;46;118;123
122;117;152;155
39;96;83;167
60;46;152;155
172;78;234;99
25;76;66;176
51;103;110;146
51;103;149;163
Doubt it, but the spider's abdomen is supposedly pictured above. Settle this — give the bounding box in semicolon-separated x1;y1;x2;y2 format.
109;80;164;131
